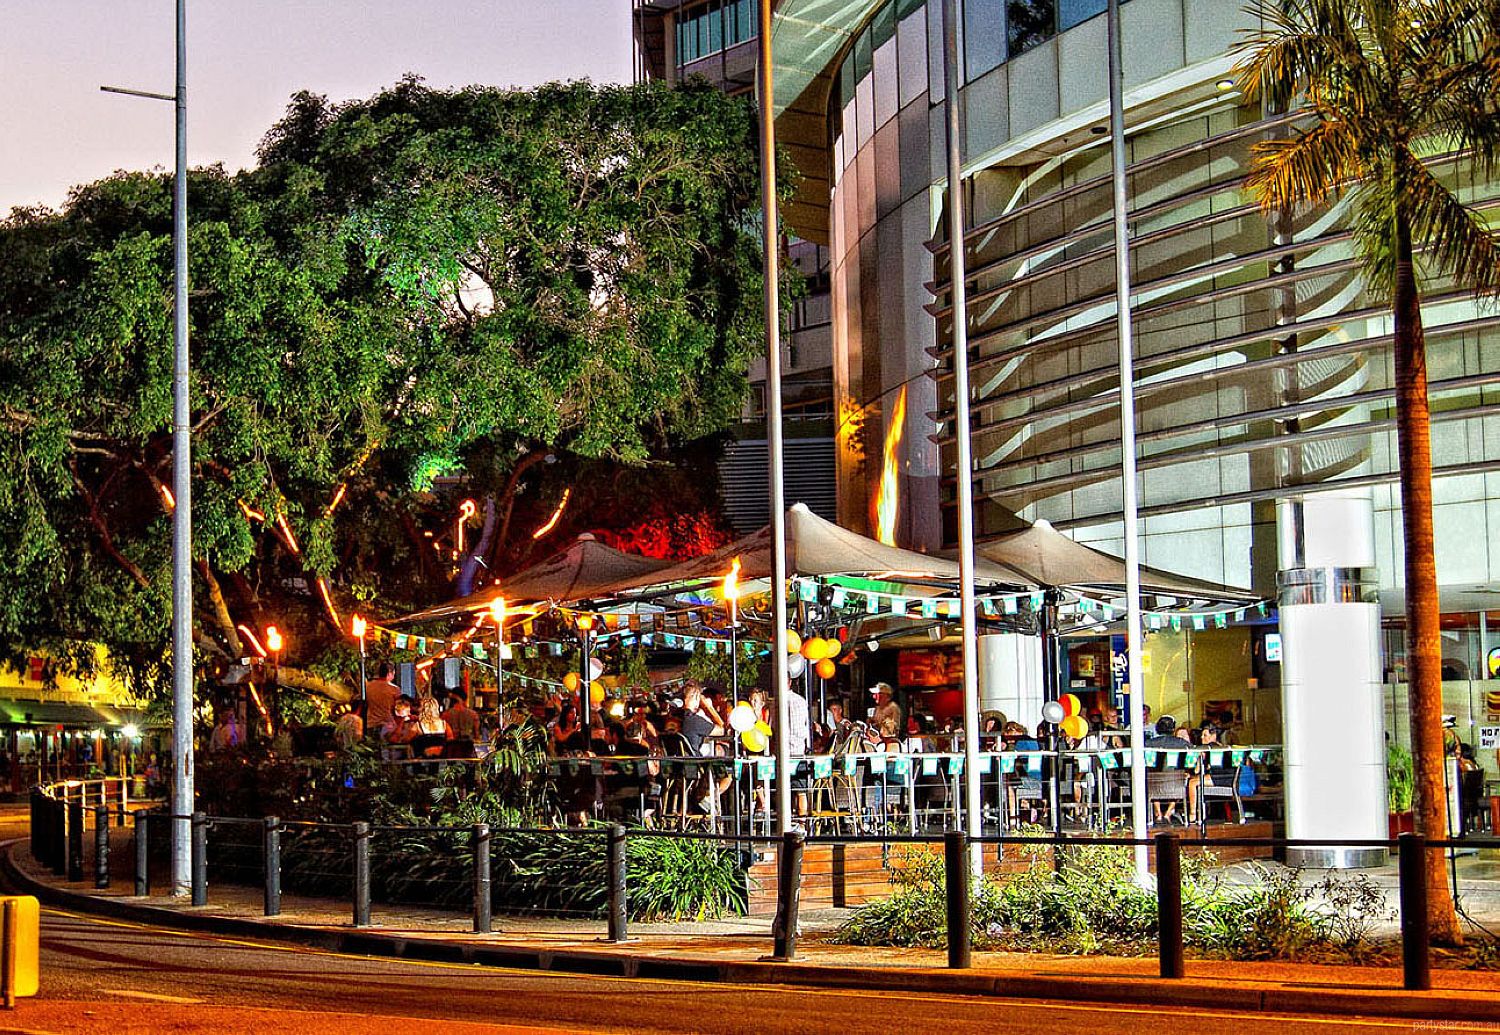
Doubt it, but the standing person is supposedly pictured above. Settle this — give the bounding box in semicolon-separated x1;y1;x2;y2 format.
364;663;401;733
442;688;481;741
870;683;900;735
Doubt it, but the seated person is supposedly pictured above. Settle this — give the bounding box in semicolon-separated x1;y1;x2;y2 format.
379;696;417;745
1188;723;1234;822
409;696;452;758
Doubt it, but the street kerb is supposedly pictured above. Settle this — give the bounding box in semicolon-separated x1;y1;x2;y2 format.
5;838;1499;1024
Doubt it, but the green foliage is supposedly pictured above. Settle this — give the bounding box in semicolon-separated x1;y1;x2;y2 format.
834;838;1393;961
1387;742;1416;812
0;76;782;695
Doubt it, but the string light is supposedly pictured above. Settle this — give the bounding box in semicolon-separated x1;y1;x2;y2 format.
531;488;572;539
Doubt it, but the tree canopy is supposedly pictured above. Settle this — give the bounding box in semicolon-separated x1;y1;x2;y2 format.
0;77;780;694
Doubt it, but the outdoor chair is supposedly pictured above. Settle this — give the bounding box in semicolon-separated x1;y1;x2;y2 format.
1198;765;1245;824
1146;769;1190;824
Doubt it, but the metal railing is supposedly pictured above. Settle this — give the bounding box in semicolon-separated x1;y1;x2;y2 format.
28;778;1498;992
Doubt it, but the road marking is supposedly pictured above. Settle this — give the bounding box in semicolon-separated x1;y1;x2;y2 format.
39;907;1489;1030
102;989;205;1004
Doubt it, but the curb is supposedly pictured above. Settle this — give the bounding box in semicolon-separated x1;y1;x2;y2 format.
6;841;1498;1023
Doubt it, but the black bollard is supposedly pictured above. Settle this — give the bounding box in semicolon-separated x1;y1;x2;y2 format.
67;800;84;882
607;824;628;943
1398;832;1431;991
264;816;282;917
190;812;208;906
134;811;149;896
352;822;371;928
1155;832;1184;979
771;829;805;961
94;805;110;888
945;829;972;968
472;824;491;934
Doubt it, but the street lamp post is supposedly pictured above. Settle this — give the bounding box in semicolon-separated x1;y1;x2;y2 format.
488;598;507;721
577;614;594;741
101;0;192;897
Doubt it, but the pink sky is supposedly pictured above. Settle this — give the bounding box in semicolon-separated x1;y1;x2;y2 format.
0;0;634;214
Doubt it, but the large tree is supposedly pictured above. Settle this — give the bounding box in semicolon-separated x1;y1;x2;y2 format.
1236;0;1500;943
0;77;776;697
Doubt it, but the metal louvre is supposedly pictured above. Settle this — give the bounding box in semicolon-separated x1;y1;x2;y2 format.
719;434;837;533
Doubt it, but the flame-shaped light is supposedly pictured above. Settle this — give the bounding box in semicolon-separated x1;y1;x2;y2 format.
723;555;742;625
874;386;907;546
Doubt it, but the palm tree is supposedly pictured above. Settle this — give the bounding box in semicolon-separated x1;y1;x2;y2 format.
1235;0;1500;944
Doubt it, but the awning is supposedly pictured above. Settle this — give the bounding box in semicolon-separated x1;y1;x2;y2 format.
0;700;147;729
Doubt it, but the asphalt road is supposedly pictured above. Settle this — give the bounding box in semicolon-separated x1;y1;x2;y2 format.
0;808;1484;1034
0;907;1477;1034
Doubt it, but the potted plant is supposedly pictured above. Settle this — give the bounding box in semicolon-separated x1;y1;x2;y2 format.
1388;742;1416;837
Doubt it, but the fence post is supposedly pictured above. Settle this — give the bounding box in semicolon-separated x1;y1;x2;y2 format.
945;829;972;968
472;824;491;934
1155;831;1184;979
0;897;16;1009
94;805;110;889
52;798;67;877
1398;832;1431;991
190;812;208;906
352;822;371;928
607;824;628;943
134;811;149;896
771;829;805;961
67;799;84;882
263;817;282;918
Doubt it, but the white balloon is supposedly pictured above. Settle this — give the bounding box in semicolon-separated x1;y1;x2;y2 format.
786;654;807;679
1041;700;1066;724
729;702;757;733
588;657;605;680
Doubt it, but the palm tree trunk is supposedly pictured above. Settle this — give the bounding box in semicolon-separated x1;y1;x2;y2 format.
1393;214;1462;945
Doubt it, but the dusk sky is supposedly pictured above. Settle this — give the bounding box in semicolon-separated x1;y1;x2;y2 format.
0;0;635;214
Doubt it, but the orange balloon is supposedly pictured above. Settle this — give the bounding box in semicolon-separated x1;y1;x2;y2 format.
800;636;824;661
814;658;837;679
563;672;581;693
589;681;606;706
1060;714;1088;739
1061;693;1082;718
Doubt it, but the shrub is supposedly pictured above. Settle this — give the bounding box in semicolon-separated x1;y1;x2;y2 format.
833;838;1395;962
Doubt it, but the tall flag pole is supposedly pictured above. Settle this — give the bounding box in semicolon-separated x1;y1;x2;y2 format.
940;0;983;875
1107;0;1151;883
757;0;793;831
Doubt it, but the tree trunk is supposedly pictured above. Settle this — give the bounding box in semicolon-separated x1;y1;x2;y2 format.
1393;214;1462;945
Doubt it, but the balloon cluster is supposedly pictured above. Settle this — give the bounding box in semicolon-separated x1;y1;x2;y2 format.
729;702;773;751
789;630;842;679
1041;693;1089;739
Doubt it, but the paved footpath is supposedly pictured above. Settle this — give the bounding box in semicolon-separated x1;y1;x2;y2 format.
7;831;1500;1026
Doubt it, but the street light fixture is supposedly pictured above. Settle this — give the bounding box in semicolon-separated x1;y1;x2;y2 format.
351;614;368;704
488;597;507;718
101;0;192;898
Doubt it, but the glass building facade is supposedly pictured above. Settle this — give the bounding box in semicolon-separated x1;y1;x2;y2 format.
776;0;1500;800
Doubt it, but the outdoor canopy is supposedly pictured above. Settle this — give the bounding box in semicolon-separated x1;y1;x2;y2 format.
971;519;1258;603
393;534;676;624
621;502;1028;597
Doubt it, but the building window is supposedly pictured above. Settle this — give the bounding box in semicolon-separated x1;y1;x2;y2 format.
1058;0;1106;31
963;0;1006;81
1008;0;1055;56
677;0;758;70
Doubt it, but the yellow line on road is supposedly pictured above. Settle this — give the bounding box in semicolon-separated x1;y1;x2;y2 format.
40;907;1486;1030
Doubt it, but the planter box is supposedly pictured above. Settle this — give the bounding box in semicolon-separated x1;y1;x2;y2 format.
1388;810;1415;838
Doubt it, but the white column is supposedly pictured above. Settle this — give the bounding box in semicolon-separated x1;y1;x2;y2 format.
978;633;1044;732
1277;490;1387;867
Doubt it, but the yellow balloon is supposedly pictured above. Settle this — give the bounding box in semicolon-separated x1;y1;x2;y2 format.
1060;714;1088;739
754;719;773;737
1061;693;1082;718
589;681;606;706
784;630;802;655
741;728;767;752
800;636;824;661
563;672;581;693
819;637;843;661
